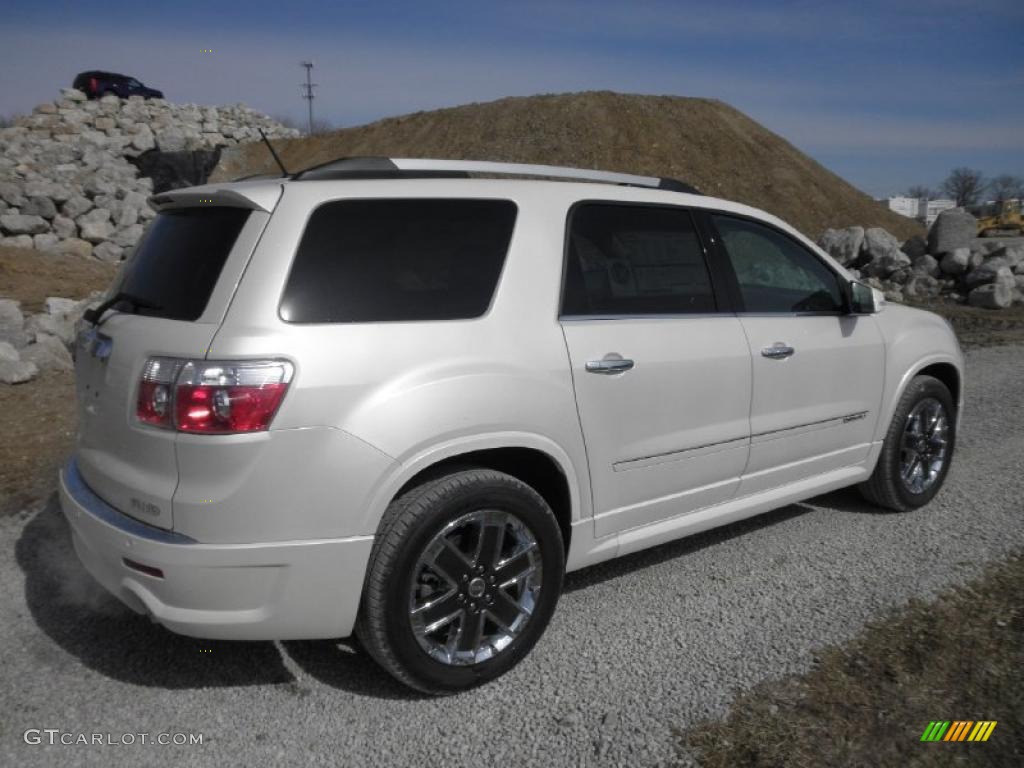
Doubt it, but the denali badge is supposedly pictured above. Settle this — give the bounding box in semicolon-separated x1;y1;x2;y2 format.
130;498;161;517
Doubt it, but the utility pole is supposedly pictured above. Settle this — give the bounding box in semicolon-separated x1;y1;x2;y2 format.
300;61;317;134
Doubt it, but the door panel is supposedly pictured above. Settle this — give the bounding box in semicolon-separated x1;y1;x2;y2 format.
705;212;886;495
737;314;884;494
562;318;751;537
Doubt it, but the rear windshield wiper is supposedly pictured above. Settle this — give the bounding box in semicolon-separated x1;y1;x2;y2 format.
83;292;163;326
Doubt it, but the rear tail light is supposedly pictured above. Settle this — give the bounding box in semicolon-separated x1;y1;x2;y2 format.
136;358;293;434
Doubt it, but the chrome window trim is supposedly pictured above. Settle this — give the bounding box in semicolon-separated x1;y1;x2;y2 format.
560;312;737;322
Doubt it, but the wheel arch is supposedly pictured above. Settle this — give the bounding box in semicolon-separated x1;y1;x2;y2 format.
916;361;961;412
877;354;964;443
361;433;587;554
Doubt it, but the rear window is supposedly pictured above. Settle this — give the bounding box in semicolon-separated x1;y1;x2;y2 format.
280;199;517;323
117;207;250;321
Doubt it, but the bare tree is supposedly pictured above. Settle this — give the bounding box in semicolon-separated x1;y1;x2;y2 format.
987;174;1024;202
907;185;932;200
941;167;986;207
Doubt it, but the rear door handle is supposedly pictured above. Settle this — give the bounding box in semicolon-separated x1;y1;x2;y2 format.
761;343;795;359
586;357;635;374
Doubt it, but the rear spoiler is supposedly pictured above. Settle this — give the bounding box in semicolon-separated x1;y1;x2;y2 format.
148;182;282;214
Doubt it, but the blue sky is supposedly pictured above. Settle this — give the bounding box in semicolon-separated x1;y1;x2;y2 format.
1;0;1021;197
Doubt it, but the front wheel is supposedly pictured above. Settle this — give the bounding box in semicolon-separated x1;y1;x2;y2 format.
859;375;956;511
356;468;565;694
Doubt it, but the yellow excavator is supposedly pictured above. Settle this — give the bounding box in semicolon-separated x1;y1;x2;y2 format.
971;199;1023;237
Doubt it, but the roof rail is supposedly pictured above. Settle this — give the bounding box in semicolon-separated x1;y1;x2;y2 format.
290;157;701;193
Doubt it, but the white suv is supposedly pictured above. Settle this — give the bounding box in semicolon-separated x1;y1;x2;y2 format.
60;158;963;693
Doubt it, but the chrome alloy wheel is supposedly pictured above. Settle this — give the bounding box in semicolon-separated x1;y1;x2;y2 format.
408;509;543;666
899;397;949;494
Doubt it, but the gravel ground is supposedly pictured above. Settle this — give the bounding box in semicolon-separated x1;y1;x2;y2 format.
1;344;1022;768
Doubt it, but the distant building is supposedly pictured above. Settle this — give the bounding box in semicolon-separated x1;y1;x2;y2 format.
883;196;957;228
924;199;956;227
887;196;923;220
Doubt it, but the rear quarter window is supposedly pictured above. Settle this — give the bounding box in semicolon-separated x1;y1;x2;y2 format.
117;207;251;321
279;198;517;323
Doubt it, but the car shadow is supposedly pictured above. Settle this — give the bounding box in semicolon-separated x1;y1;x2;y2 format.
803;485;897;516
15;497;294;689
13;486;870;697
14;495;419;697
279;640;425;700
564;502;813;593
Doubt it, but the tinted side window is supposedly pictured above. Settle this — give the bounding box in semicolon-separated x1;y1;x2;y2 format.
562;204;714;316
712;215;844;313
281;199;517;323
118;207;250;321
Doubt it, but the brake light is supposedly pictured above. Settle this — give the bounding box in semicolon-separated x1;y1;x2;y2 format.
136;358;293;434
137;358;183;428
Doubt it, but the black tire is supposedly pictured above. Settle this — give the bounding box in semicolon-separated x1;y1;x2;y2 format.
859;375;956;512
355;468;564;694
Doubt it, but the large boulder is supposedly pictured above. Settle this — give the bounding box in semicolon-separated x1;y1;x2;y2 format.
904;274;941;300
862;227;901;261
964;260;1013;290
92;241;124;262
818;226;864;266
0;213;49;236
76;207;113;243
51;215;77;239
20;333;73;372
0;340;19;362
0;299;29;348
61;194;93;219
130;148;223;193
968;282;1013;309
32;233;60;251
53;237;93;258
901;235;928;260
0;181;27;207
45;297;78;316
0;235;34;249
21;196;58;219
0;342;38;384
927;209;976;255
911;254;940;278
0;359;38;384
939;248;970;275
984;245;1023;270
865;248;911;278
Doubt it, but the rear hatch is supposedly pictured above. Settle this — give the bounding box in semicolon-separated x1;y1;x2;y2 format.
74;184;280;530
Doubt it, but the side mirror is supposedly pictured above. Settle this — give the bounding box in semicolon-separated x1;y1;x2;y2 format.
848;281;876;314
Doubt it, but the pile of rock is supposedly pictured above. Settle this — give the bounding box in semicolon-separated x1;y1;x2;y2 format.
0;295;99;384
819;208;1024;310
0;88;298;261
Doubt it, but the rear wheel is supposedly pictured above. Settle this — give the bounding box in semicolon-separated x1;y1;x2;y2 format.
859;375;955;512
356;468;564;694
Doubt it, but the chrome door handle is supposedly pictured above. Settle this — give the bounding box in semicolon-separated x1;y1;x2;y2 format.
586;357;635;374
761;343;795;359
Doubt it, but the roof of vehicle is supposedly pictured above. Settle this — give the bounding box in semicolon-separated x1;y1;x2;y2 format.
75;71;132;80
282;157;702;194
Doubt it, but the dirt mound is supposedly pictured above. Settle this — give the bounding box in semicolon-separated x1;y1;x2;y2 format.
212;91;921;240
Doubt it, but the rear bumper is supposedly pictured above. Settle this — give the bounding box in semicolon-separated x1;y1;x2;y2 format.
58;458;374;641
